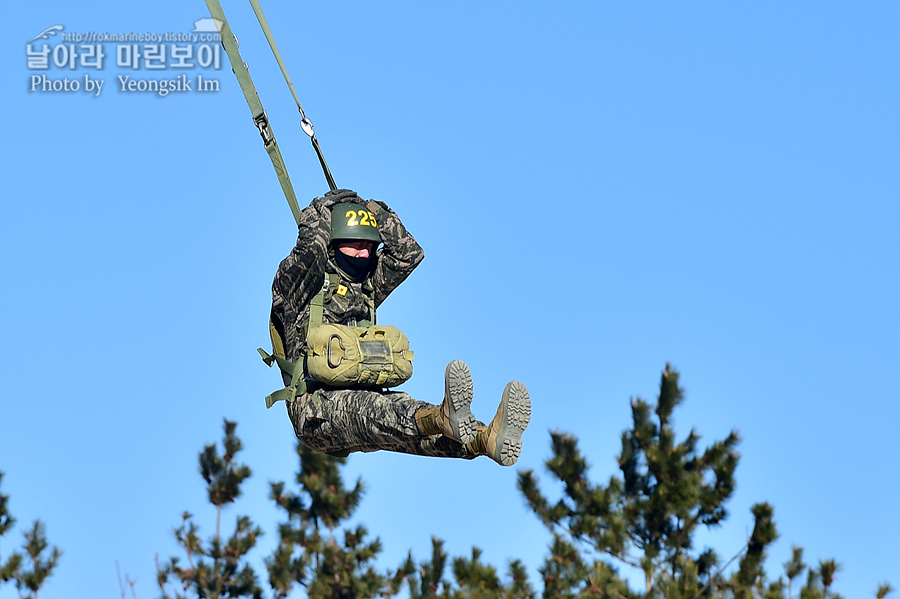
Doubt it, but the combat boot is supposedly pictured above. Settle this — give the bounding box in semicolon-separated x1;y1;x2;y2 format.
467;381;531;466
415;360;477;445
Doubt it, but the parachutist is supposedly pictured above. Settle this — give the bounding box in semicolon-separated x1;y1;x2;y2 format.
267;189;531;465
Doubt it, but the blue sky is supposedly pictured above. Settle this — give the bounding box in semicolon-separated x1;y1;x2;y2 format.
1;1;898;598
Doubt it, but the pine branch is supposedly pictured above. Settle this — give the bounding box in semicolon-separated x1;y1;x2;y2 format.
11;520;61;599
117;561;139;599
117;560;126;599
689;538;749;599
155;554;173;599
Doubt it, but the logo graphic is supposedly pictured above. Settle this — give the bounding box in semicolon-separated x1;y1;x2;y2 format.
29;25;64;43
192;18;223;33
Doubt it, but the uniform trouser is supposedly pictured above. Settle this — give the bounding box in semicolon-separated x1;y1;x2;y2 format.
287;387;480;458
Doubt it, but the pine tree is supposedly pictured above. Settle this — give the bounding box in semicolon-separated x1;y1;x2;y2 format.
394;536;535;599
266;441;391;599
0;471;62;599
148;366;893;599
0;470;19;584
782;545;807;599
517;364;778;598
876;584;894;599
9;521;63;599
265;442;536;599
450;547;535;599
396;537;450;599
154;421;533;599
156;419;264;599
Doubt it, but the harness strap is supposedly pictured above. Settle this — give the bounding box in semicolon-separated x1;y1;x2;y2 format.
203;0;302;224
362;279;377;325
258;347;309;408
246;0;338;192
309;273;340;331
261;273;378;408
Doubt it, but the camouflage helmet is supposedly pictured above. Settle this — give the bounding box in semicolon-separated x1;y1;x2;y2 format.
330;202;381;243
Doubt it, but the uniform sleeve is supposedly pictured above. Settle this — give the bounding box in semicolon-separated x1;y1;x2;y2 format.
367;200;425;308
270;199;330;348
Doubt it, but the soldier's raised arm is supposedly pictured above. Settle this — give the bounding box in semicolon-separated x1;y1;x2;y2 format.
365;199;425;308
270;190;359;348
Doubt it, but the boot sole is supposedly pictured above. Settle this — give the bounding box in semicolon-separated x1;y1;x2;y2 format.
493;381;531;466
444;360;477;445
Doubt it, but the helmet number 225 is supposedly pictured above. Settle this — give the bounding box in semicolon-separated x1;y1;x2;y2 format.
346;209;377;228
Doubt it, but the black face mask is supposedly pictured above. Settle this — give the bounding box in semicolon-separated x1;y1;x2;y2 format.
334;251;373;282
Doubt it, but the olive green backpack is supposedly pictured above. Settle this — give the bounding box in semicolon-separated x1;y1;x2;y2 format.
259;273;413;409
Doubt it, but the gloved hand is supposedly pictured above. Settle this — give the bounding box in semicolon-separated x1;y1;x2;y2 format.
366;199;389;214
314;189;360;210
308;189;360;229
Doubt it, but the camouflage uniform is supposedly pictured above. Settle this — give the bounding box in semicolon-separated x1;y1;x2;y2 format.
271;190;475;458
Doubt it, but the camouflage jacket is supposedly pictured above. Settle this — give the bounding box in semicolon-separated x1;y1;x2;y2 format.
271;190;424;364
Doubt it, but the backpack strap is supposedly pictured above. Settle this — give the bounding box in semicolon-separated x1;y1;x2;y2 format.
309;273;340;331
260;273;338;409
258;347;309;409
260;272;378;409
361;278;377;326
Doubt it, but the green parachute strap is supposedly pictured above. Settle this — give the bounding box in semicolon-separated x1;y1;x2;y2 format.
310;273;376;330
203;0;303;224
264;387;294;409
257;348;308;408
309;273;340;331
361;278;376;325
246;0;338;192
260;272;377;409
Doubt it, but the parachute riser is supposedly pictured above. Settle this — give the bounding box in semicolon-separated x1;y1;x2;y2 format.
203;0;337;226
245;0;338;192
